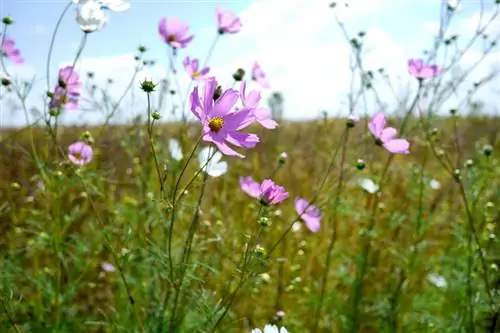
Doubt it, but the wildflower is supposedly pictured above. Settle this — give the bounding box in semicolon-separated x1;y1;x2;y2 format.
1;38;23;64
407;58;441;79
190;77;260;158
216;7;242;34
278;152;288;165
427;272;447;289
429;179;441;190
292;222;302;232
198;146;228;177
168;139;183;161
252;62;270;89
68;141;93;165
101;261;115;272
358;177;379;194
74;0;130;33
295;197;322;232
183;56;210;81
49;66;81;110
240;81;277;129
240;176;289;205
251;324;289;333
158;17;194;49
368;112;410;154
446;0;461;11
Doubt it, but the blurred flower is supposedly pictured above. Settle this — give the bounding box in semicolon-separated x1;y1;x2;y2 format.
190;77;259;158
168;138;183;161
447;0;461;10
408;58;441;79
49;66;81;110
68;141;93;165
347;112;360;127
295;197;322;232
251;324;288;333
368;112;410;154
252;62;270;89
292;222;302;232
240;176;289;205
427;272;447;289
358;178;379;194
199;146;228;177
101;261;115;272
240;81;277;129
276;310;285;318
183;56;210;80
216;7;242;34
429;179;441;190
74;0;130;33
1;38;23;64
158;17;194;48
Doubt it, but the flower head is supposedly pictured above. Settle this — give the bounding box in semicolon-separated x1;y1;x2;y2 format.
240;81;277;129
101;261;115;272
183;56;210;81
190;77;260;158
49;66;82;111
358;177;379;194
68;141;93;165
74;0;129;33
408;58;441;79
368;112;410;154
158;17;194;48
251;324;289;333
427;272;447;289
295;197;322;232
240;176;289;205
58;66;81;92
216;7;242;34
251;62;270;89
168;139;183;161
1;38;23;64
199;146;228;177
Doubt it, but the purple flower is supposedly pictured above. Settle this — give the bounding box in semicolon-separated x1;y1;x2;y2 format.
408;58;441;79
158;17;194;49
190;77;259;158
295;197;321;232
240;81;277;129
1;38;23;64
101;261;115;273
49;66;81;110
240;176;289;205
252;62;270;89
58;66;81;93
68;141;93;165
183;56;210;81
216;7;242;34
368;112;410;154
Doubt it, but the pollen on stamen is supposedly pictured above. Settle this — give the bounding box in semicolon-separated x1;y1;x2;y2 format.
208;117;224;133
192;71;200;77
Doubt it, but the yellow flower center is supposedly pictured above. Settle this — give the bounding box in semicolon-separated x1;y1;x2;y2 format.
60;94;68;105
73;152;82;160
167;34;176;42
208;117;224;133
192;70;200;77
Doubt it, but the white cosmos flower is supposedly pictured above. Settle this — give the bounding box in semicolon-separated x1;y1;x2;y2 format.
429;179;441;190
427;272;447;289
74;0;130;33
168;139;183;161
198;146;228;177
251;324;289;333
358;177;379;194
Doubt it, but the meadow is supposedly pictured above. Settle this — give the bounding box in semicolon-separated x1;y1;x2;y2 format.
0;1;500;332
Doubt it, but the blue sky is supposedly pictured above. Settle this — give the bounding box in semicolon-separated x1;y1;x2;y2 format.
1;0;499;127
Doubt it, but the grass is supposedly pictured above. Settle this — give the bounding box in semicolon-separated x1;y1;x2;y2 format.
0;115;499;332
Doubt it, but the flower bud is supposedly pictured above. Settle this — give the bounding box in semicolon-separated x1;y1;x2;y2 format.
346;113;359;128
1;77;11;87
138;45;147;53
213;85;222;101
140;79;157;93
278;152;288;165
2;16;13;25
356;159;366;170
232;68;245;82
152;111;161;120
482;144;493;157
258;216;271;227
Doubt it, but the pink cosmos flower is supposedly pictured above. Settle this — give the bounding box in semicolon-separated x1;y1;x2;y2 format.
190;77;260;158
68;141;93;165
408;58;441;79
252;62;270;89
216;7;242;34
240;81;277;129
1;38;23;64
368;112;410;154
240;176;289;205
158;17;194;49
183;56;210;81
295;197;322;233
49;66;81;110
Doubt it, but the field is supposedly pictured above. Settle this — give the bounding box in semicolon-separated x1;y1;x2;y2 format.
1;1;500;332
